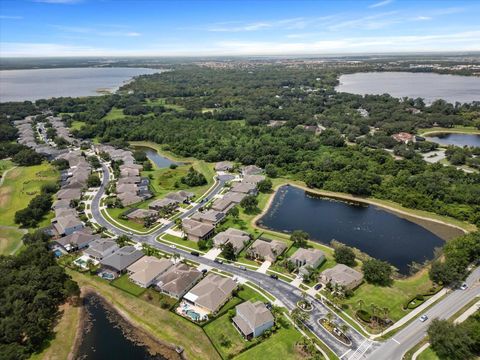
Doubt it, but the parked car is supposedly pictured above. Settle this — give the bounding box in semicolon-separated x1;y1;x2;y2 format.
314;283;323;291
460;283;468;290
190;251;200;257
214;258;223;264
419;315;428;322
239;265;247;271
270;274;279;280
169;244;176;249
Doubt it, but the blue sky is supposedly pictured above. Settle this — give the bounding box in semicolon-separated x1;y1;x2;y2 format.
1;0;479;57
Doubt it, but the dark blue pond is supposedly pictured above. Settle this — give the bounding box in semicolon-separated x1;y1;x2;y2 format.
77;295;167;360
258;186;445;274
426;133;480;148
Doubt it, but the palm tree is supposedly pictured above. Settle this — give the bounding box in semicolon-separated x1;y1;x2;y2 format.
291;308;309;328
340;324;349;337
326;311;334;325
357;299;365;311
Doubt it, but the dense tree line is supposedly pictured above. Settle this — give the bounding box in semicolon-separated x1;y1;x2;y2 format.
0;231;79;360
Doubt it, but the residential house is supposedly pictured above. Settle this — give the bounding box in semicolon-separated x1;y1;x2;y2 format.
127;256;173;288
242;175;265;185
54;228;99;252
56;188;82;201
191;209;225;226
231;181;258;195
392;132;415;144
100;246;144;274
213;228;250;255
149;198;179;211
215;161;234;172
117;192;143;206
118;176;141;185
84;239;119;261
242;165;263;176
125;208;158;221
52;214;83;236
288;248;326;276
166;191;195;203
211;191;246;212
155;263;202;299
233;301;274;339
182;219;215;242
319;264;364;291
183;274;237;314
247;239;287;262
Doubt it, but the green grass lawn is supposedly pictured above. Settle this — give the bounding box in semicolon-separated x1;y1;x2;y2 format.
69;120;86;130
234;320;303;360
204;313;248;359
0;226;25;255
102;107;126;121
0;162;58;237
343;269;435;326
417;347;439;360
146;98;185;111
160;233;201;251
103;207;149;231
110;274;146;296
417;125;480;136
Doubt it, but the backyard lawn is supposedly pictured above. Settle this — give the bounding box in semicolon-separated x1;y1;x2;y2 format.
234;319;303;360
204;313;248;359
110;274;146;296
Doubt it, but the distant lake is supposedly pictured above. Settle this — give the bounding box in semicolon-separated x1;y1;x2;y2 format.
0;67;160;102
258;186;447;274
336;72;480;105
77;294;170;360
134;146;178;168
426;133;480;148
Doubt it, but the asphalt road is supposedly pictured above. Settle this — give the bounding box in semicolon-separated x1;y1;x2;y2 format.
90;162;480;360
90;163;377;359
368;266;480;360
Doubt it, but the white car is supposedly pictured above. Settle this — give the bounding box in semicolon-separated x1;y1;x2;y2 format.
460;283;468;290
419;315;428;322
170;244;176;249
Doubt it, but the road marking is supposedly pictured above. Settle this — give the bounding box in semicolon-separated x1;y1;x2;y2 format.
392;338;401;344
340;349;352;358
348;340;373;360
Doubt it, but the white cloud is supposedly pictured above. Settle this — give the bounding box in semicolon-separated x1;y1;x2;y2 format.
413;16;432;21
369;0;393;9
0;15;23;20
52;25;141;37
2;31;479;57
207;17;311;32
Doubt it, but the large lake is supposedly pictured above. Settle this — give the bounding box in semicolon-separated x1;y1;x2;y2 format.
77;294;171;360
0;67;159;102
426;133;480;148
336;72;480;104
258;186;447;274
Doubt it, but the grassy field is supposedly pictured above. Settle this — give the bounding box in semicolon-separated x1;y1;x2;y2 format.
343;269;435;325
160;233;201;251
204;313;248;359
0;162;58;253
29;303;81;360
70;271;221;360
0;226;25;255
146;98;185;111
102;107;126;121
110;274;147;296
69;120;86;130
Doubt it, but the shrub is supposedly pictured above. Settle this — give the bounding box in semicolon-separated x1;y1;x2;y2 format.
356;309;371;323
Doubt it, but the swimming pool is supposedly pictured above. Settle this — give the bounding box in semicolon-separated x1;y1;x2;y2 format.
54;250;63;258
101;272;115;280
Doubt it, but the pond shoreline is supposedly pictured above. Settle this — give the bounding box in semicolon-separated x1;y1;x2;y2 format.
253;183;468;243
74;287;183;360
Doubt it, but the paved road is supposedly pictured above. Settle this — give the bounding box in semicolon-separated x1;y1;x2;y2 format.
90;163;377;359
368;267;480;360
